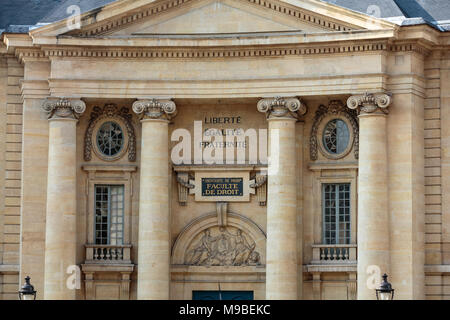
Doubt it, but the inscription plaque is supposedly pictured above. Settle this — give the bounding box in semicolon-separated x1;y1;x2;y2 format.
202;178;243;197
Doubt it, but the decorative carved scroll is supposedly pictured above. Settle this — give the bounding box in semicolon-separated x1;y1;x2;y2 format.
310;100;359;160
250;173;267;206
84;104;136;162
132;99;177;121
257;96;307;120
347;92;392;115
185;226;261;267
42;98;86;120
176;172;195;206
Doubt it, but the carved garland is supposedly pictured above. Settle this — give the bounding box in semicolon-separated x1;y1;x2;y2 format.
84;104;136;162
310;100;359;161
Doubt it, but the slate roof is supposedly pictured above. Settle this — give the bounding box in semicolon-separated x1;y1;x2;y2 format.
0;0;449;32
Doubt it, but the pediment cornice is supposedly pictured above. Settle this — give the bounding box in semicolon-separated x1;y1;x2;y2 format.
29;0;398;39
71;0;355;37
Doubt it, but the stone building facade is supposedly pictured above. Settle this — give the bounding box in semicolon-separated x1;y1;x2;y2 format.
0;0;449;300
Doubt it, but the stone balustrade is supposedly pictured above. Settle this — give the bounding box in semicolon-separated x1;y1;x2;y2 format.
85;244;132;264
311;244;357;264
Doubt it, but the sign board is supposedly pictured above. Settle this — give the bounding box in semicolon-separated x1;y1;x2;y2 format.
193;171;253;202
201;178;243;197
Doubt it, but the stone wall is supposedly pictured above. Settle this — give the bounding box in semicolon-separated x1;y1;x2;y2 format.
424;49;450;300
0;54;23;299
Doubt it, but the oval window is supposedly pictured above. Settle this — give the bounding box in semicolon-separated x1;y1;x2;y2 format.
96;121;124;157
322;119;350;155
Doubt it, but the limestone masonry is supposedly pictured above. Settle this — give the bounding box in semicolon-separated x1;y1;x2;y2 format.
0;0;449;300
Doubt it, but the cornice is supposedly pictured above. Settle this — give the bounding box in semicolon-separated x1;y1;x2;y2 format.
67;0;355;38
9;38;432;67
42;41;389;59
38;39;431;59
388;41;432;56
15;48;48;64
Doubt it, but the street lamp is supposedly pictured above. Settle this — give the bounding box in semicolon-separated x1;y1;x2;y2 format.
18;276;36;300
376;274;394;300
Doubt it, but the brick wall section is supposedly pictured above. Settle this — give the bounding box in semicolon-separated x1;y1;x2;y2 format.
0;55;22;300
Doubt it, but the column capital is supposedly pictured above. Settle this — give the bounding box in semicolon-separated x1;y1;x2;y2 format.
42;97;86;120
257;96;307;121
347;92;392;115
132;99;177;121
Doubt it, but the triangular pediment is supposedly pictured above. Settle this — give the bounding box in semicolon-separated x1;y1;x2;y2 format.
30;0;397;38
114;1;310;35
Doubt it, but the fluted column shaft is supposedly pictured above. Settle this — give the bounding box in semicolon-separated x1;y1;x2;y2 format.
133;99;176;300
42;98;85;300
347;93;392;300
258;97;306;300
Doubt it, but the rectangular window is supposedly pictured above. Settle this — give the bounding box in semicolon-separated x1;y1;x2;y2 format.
322;183;351;244
94;185;124;245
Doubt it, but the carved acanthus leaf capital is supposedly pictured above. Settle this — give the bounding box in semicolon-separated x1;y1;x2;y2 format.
132;99;177;121
347;92;392;115
42;98;86;120
257;96;307;120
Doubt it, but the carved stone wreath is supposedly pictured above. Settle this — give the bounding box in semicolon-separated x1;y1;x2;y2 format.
310;100;359;161
84;104;136;162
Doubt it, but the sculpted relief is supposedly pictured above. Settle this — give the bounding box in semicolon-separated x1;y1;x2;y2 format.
185;227;261;267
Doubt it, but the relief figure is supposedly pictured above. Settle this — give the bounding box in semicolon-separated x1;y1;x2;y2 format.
185;227;261;266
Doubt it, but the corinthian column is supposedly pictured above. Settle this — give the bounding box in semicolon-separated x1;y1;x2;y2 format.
132;99;176;300
42;98;86;300
347;92;392;300
257;97;307;300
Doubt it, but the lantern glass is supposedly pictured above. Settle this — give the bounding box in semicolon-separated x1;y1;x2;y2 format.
21;293;35;300
379;291;392;300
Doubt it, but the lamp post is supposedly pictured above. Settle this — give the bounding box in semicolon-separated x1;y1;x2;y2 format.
18;276;36;300
375;274;394;300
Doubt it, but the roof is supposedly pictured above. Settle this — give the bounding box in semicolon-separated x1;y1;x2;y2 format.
0;0;449;32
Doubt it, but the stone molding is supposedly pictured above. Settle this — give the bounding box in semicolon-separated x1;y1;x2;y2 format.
132;98;177;121
20;42;431;62
347;92;392;115
69;0;354;38
41;42;388;59
84;103;137;162
257;96;307;120
42;97;86;120
310;100;359;160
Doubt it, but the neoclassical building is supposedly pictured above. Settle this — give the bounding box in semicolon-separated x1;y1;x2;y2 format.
0;0;449;300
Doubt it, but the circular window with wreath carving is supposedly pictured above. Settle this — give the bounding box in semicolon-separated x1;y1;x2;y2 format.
317;115;355;160
93;119;129;161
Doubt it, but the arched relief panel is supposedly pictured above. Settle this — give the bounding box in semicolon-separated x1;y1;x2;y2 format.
172;212;266;266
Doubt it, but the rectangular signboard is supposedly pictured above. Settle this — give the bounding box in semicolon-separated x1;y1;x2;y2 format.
201;178;244;197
